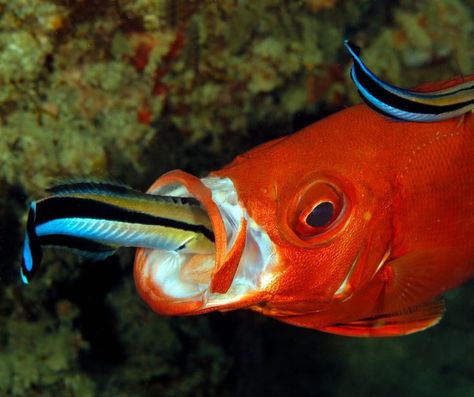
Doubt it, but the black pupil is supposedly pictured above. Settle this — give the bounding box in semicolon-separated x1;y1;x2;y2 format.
306;202;334;228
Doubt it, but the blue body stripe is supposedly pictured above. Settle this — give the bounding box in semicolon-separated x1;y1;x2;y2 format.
36;218;186;251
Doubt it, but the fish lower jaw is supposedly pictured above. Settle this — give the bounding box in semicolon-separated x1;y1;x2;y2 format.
134;174;277;314
141;249;214;301
138;248;265;311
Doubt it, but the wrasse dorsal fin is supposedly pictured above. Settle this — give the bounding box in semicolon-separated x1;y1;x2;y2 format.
47;180;145;197
47;180;201;206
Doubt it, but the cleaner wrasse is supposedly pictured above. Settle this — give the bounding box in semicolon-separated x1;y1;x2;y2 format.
344;40;474;121
21;43;474;337
20;182;215;284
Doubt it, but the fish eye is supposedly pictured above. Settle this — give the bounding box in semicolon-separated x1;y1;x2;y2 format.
287;180;347;242
306;201;334;228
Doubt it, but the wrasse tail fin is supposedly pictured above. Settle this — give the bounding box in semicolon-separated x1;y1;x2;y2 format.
317;299;445;337
21;203;42;284
344;39;474;122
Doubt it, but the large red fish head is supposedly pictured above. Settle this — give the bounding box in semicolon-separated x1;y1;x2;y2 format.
134;106;397;329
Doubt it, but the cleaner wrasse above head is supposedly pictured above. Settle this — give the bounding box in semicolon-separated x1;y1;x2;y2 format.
21;42;474;337
344;40;474;121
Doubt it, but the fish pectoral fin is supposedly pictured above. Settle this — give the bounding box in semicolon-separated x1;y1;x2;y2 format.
377;249;467;314
317;299;445;337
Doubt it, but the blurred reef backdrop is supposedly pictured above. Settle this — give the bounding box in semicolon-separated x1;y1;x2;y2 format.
0;0;474;396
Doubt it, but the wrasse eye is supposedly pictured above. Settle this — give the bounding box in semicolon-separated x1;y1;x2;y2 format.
306;201;334;228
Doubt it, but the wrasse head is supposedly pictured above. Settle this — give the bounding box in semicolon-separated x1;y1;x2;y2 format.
134;107;394;320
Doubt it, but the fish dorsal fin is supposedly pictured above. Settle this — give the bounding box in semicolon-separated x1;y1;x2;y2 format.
317;300;445;337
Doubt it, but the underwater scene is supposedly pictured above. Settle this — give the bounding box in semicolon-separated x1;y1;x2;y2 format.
1;0;474;396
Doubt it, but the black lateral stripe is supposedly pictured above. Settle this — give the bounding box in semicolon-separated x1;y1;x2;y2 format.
352;61;474;115
38;234;117;253
35;196;215;243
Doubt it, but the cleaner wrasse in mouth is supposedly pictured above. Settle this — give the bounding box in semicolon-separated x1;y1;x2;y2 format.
21;42;474;337
344;40;474;121
20;182;214;284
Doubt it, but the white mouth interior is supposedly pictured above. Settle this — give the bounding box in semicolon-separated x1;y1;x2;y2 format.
143;177;277;307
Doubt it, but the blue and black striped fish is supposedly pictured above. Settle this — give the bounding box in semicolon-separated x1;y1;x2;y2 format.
21;181;214;284
344;40;474;122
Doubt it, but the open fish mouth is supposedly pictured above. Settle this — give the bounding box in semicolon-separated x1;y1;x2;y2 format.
134;170;277;315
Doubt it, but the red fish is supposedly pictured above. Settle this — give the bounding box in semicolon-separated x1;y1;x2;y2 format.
134;93;474;336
